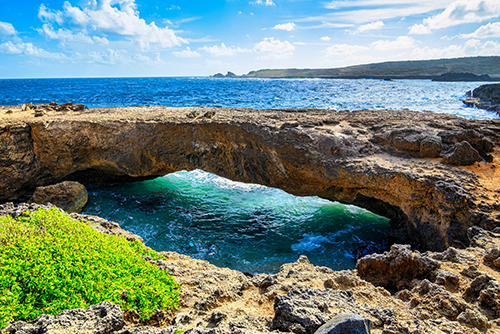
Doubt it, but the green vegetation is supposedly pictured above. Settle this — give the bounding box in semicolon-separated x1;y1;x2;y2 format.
242;56;500;79
0;208;180;328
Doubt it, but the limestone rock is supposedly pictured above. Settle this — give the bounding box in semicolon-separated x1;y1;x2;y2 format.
31;181;88;213
1;107;499;251
314;313;371;334
443;141;482;166
356;244;439;291
2;301;125;334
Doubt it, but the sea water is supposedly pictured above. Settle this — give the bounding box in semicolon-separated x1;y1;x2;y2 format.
1;77;496;272
0;77;497;120
83;170;390;273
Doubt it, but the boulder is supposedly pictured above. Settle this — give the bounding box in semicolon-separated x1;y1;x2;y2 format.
314;313;371;334
356;244;439;291
2;301;125;334
31;181;88;213
443;141;482;166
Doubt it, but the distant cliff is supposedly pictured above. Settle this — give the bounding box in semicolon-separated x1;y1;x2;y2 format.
233;56;500;80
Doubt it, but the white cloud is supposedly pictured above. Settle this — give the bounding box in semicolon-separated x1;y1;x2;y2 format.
409;0;500;34
254;37;294;60
459;22;500;38
38;0;187;49
82;49;130;65
0;21;16;36
325;44;369;55
0;41;66;59
411;39;500;58
273;23;296;31
199;43;251;57
371;36;415;50
356;21;384;33
320;36;331;41
172;47;201;58
37;24;109;45
251;0;275;6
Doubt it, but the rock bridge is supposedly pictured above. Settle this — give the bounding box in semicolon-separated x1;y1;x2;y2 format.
1;105;499;251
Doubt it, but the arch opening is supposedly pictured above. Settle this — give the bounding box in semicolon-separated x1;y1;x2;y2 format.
79;169;392;274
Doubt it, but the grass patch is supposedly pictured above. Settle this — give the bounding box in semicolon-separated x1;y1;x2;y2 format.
0;207;180;328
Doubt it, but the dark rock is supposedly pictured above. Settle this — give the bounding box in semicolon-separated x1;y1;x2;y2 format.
473;83;500;104
272;287;357;334
432;72;493;82
443;141;482;166
463;274;500;315
30;181;88;213
356;244;439;291
2;301;125;334
419;135;442;158
314;313;371;334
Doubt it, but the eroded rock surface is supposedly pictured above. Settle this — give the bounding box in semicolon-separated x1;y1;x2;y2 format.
6;207;500;334
31;180;88;213
1;107;499;251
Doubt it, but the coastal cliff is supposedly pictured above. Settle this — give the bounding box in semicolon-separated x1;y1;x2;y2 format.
1;105;499;252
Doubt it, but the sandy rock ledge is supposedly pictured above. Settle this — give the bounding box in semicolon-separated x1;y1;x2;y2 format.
3;204;500;334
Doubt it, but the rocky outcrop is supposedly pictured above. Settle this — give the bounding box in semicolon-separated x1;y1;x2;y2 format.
432;72;494;82
468;84;500;114
30;180;88;213
6;207;500;333
1;106;499;251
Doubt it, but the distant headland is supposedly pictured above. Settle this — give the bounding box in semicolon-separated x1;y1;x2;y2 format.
211;56;500;81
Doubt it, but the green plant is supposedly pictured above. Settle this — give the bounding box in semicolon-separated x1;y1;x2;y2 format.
0;208;180;328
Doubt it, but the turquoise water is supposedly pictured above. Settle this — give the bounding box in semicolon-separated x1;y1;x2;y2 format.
83;170;390;273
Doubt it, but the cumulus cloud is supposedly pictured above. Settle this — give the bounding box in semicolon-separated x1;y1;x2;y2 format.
172;47;201;58
37;24;109;45
371;36;415;50
199;43;250;57
0;21;16;36
251;0;275;6
0;41;66;59
38;0;187;49
254;37;294;60
356;21;384;33
273;23;295;31
459;22;500;39
409;0;500;34
325;43;369;55
411;39;500;58
320;36;331;41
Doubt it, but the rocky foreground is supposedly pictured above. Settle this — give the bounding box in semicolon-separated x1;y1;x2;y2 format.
1;104;500;251
3;203;500;334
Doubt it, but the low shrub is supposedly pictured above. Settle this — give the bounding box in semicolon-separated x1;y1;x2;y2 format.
0;207;180;328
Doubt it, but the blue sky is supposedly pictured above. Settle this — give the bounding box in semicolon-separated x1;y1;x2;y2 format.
0;0;499;77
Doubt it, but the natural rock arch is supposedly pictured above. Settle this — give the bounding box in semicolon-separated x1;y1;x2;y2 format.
1;106;499;251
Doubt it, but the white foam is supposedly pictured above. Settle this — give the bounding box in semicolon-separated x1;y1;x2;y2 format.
291;233;331;252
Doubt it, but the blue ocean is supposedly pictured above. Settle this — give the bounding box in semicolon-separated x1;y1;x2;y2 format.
1;77;497;273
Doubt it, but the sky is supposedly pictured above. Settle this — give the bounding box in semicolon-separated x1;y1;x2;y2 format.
0;0;499;78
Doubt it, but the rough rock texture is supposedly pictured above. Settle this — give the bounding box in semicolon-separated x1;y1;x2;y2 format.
443;141;482;166
1;106;500;251
473;84;500;104
5;206;500;333
314;313;371;334
2;301;125;334
30;180;88;213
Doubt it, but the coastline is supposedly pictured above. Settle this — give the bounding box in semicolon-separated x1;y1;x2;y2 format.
1;104;500;332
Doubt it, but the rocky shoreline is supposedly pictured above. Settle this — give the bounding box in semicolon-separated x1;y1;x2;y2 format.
2;202;500;333
1;104;500;333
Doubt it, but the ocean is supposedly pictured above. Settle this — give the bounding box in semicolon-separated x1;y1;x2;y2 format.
1;77;497;273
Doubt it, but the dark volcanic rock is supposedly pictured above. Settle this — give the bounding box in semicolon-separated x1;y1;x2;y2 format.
473;84;500;104
443;141;482;166
30;181;88;213
314;313;371;334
